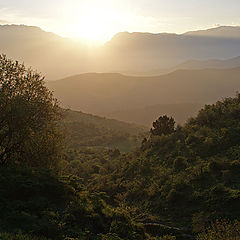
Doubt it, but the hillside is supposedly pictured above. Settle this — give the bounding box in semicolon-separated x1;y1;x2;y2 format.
63;109;147;151
0;167;144;240
48;68;240;120
3;54;240;240
2;92;240;240
63;93;240;234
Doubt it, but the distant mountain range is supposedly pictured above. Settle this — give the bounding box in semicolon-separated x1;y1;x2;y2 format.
134;56;240;76
1;25;240;78
176;56;240;70
48;67;240;125
3;24;240;126
0;25;94;79
104;26;240;72
185;26;240;38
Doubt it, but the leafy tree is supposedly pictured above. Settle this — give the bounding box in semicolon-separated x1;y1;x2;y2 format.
150;115;175;136
0;55;62;168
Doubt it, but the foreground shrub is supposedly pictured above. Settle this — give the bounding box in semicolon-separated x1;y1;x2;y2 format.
197;220;240;240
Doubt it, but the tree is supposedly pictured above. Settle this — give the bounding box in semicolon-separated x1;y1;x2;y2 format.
150;115;175;136
0;55;63;168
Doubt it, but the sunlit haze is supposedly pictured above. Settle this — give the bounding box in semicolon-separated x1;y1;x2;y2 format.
1;0;240;44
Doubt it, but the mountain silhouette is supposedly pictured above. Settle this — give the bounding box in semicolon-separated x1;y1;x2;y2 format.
1;25;240;78
47;68;240;124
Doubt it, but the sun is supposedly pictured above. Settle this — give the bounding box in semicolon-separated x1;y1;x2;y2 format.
66;1;122;44
75;11;110;43
58;0;140;44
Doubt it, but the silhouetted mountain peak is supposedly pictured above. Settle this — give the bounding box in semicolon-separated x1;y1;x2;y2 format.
0;24;63;41
107;31;178;46
57;72;125;82
185;26;240;38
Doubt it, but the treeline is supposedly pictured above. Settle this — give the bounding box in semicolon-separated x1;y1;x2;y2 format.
1;55;240;239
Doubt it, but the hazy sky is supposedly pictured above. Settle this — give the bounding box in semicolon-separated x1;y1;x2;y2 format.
1;0;240;43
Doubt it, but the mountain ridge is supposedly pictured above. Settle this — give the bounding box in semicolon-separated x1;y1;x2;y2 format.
2;24;240;78
48;67;240;125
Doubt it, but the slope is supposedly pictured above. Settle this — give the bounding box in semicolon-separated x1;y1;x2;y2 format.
63;109;147;152
66;93;240;234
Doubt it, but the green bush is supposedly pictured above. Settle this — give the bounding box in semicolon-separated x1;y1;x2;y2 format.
197;220;240;240
0;232;49;240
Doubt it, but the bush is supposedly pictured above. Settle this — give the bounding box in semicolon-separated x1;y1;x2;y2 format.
197;220;240;240
0;232;49;240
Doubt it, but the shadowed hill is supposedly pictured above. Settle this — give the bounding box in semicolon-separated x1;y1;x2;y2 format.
64;108;146;135
63;109;147;151
48;68;240;122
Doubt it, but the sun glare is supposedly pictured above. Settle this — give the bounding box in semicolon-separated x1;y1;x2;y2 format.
57;0;153;45
75;11;110;43
65;1;123;44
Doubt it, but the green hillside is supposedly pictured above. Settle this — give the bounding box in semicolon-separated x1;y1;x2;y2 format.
62;93;240;236
1;93;240;239
63;109;147;152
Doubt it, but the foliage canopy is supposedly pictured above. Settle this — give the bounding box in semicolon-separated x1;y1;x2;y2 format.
0;55;62;168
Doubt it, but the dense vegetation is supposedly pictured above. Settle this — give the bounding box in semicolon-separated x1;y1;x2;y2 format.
0;54;62;168
61;94;240;238
0;167;145;240
63;109;146;152
0;55;145;240
1;55;240;239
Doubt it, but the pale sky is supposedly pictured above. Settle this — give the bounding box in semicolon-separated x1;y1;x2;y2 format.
1;0;240;43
